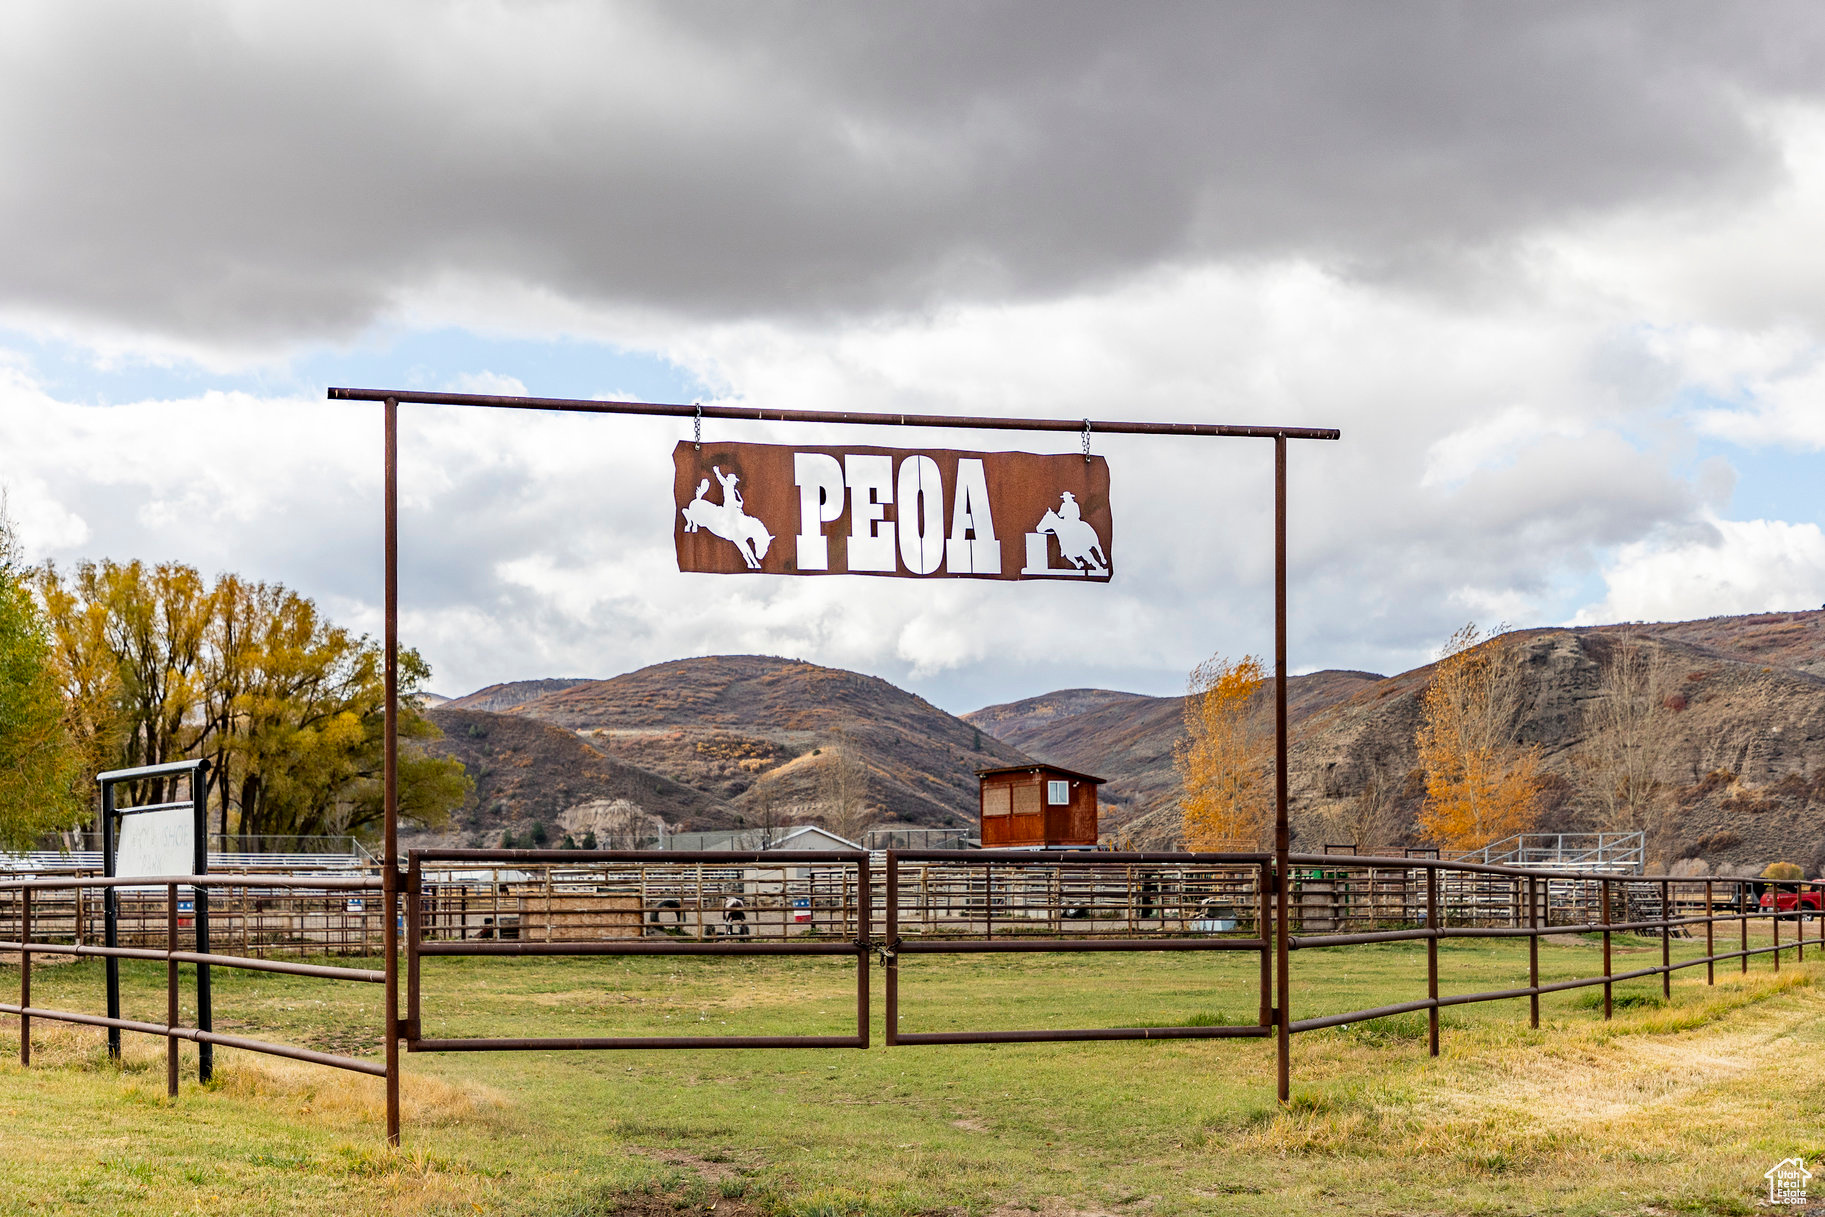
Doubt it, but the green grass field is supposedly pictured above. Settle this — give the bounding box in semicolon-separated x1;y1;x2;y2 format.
0;927;1820;1216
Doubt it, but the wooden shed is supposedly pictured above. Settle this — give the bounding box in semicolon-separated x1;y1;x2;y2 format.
976;764;1104;849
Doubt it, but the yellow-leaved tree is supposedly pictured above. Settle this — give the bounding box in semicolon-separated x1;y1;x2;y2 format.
1176;653;1271;849
34;559;470;846
1415;624;1540;851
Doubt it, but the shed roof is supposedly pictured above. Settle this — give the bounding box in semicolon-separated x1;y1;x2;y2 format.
975;763;1106;785
662;825;865;851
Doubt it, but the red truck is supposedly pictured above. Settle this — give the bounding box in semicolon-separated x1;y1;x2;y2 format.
1759;888;1823;913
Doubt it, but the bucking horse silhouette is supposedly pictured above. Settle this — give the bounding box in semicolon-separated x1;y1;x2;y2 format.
682;466;773;569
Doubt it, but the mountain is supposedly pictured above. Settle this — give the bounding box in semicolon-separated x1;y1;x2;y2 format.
1016;611;1825;875
1631;611;1825;677
446;678;594;714
468;655;1031;830
1283;621;1825;875
964;671;1383;825
414;706;729;846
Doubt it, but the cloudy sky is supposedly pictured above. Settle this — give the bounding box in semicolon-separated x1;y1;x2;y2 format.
3;2;1824;712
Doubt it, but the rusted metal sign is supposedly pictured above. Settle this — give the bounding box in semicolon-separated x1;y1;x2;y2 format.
673;441;1112;580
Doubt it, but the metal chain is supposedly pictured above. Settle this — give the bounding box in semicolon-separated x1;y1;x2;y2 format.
1082;418;1091;463
694;403;702;450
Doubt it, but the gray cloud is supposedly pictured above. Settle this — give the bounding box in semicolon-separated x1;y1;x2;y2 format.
2;2;1822;348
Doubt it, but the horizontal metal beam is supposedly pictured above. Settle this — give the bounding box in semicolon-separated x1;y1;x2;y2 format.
892;1025;1273;1044
0;874;382;892
167;951;385;984
414;847;865;865
1286;850;1766;884
416;939;864;958
0;941;382;981
888;849;1271;864
410;1034;864;1052
896;936;1266;953
0;1003;384;1076
326;388;1341;443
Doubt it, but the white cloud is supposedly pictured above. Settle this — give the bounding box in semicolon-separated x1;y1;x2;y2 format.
0;254;1742;709
1574;515;1825;625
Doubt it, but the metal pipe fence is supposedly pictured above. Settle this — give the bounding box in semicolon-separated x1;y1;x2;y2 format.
2;849;1818;1136
0;872;388;1089
403;848;873;1052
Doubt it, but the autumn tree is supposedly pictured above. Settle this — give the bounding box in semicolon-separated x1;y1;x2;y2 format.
1580;631;1673;864
1323;760;1402;855
817;727;873;844
34;559;468;843
0;510;84;847
1414;624;1541;851
1176;653;1272;850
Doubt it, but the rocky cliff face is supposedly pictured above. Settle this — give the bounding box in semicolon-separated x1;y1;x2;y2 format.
1020;612;1825;875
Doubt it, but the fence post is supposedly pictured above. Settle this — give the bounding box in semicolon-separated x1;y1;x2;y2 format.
1705;881;1714;986
1660;878;1671;1000
1257;860;1272;1029
1796;882;1804;965
1426;867;1439;1057
19;887;29;1067
1740;880;1748;975
1601;878;1612;1021
102;782;120;1061
855;852;870;1049
1773;883;1781;973
1527;874;1539;1030
382;394;401;1147
883;852;899;1046
406;855;422;1043
166;883;179;1099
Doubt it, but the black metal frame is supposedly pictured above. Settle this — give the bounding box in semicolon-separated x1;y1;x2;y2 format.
97;758;213;1079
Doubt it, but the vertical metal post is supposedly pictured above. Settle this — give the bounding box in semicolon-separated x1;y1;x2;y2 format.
1773;882;1781;973
18;887;29;1066
1796;883;1804;964
1527;874;1539;1029
883;852;898;1046
166;883;179;1098
855;851;870;1049
406;853;421;1043
1601;878;1612;1020
1660;878;1671;999
1273;435;1292;1100
192;766;212;1083
102;781;120;1060
1425;867;1439;1056
1257;860;1272;1028
1740;880;1748;975
383;395;401;1146
1705;881;1714;985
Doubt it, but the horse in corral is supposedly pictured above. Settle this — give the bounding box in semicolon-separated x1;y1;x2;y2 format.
721;895;750;937
1036;509;1108;573
682;481;774;569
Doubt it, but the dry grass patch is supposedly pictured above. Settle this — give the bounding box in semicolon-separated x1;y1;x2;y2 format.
1237;968;1824;1211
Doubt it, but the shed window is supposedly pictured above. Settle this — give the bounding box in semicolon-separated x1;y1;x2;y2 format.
983;785;1012;817
1012;783;1042;817
1047;780;1070;805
